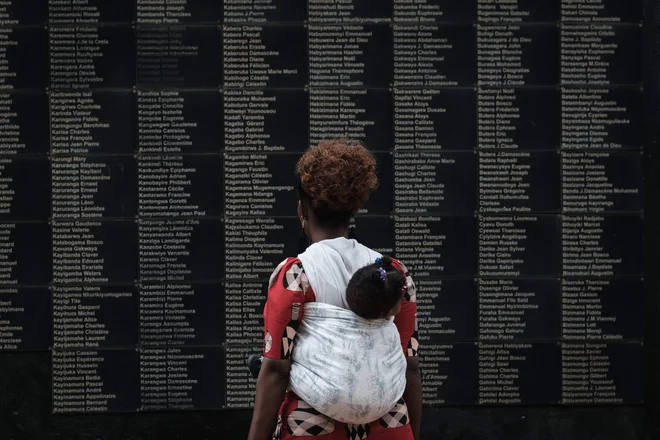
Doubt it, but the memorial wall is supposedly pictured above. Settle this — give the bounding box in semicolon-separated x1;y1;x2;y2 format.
0;0;647;415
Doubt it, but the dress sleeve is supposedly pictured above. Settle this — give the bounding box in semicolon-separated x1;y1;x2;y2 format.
262;257;315;360
392;259;419;357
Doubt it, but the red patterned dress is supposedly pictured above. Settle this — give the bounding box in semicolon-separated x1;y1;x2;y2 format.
262;257;419;440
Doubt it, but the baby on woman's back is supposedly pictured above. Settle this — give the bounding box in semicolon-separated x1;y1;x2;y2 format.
346;255;408;323
288;255;409;425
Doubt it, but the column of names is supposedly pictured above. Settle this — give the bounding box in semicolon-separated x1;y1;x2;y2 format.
49;4;139;414
474;1;561;405
0;2;51;354
559;0;644;404
393;1;476;406
222;4;306;409
136;4;225;411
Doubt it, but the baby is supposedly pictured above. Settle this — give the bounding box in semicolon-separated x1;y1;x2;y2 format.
346;255;408;322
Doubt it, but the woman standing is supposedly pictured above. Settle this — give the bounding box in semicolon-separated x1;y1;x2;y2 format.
247;139;421;440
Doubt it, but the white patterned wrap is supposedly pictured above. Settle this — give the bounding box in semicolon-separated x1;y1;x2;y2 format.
289;302;407;425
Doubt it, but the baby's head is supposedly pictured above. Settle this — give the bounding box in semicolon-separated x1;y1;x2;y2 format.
346;255;407;320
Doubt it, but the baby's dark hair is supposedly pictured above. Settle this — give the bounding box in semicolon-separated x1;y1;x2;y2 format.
346;255;407;320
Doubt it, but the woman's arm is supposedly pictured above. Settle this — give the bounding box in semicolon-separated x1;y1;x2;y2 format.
403;356;422;440
247;258;311;440
392;259;422;440
247;358;291;440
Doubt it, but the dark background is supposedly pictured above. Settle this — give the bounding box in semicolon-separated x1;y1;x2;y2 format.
0;0;658;439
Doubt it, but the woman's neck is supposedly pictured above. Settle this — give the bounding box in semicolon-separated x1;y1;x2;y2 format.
309;226;349;244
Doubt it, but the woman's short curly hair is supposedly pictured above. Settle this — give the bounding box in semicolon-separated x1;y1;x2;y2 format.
296;138;378;225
